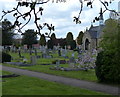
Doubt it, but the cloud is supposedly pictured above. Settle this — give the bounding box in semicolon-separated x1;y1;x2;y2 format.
0;0;119;39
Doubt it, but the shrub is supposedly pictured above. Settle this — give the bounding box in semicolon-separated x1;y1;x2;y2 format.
52;60;57;64
95;51;119;83
2;52;11;63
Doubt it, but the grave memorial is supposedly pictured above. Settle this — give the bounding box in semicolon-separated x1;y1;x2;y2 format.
30;55;37;65
69;53;75;68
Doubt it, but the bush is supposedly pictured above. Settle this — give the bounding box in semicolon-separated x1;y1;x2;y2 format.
2;52;11;63
95;51;119;83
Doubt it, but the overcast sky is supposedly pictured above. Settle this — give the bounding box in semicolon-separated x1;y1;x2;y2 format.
0;0;119;39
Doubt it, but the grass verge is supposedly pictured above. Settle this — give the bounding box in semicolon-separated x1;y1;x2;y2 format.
2;70;109;95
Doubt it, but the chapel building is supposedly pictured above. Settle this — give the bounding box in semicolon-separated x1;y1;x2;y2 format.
82;8;105;52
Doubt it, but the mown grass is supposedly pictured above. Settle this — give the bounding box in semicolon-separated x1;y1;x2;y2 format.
2;70;13;75
2;70;109;95
2;51;98;82
2;63;97;82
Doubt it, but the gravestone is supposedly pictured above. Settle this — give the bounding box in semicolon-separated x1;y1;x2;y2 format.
65;46;67;54
61;48;64;56
69;53;75;68
58;48;61;56
34;48;37;56
24;45;27;53
61;48;66;57
42;46;47;58
29;48;32;55
18;49;22;58
11;46;14;52
30;56;37;65
56;60;60;67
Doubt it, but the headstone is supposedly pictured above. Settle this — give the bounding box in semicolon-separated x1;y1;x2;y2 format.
18;49;21;58
34;48;37;56
69;53;75;68
56;60;60;67
42;46;46;54
58;48;61;56
41;46;46;58
30;56;37;65
24;45;27;53
61;48;64;56
29;48;32;55
65;46;67;54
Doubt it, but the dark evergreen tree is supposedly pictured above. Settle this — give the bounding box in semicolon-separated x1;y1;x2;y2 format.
66;32;73;43
66;32;76;50
2;19;15;47
77;31;84;45
47;40;53;49
66;32;73;46
51;33;56;40
22;29;38;49
71;40;77;50
39;34;46;46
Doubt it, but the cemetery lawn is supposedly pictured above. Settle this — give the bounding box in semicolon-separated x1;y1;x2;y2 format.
2;63;97;82
2;71;109;95
3;52;97;82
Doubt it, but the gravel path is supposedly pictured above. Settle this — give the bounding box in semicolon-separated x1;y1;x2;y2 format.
2;65;119;95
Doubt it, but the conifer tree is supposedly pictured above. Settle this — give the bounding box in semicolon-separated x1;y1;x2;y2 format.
39;34;46;46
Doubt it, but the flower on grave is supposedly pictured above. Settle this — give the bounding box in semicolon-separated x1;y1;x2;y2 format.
77;50;97;69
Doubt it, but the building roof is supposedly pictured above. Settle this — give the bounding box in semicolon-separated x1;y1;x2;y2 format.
88;25;104;39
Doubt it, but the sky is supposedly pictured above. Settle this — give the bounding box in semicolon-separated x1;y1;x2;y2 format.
0;0;119;39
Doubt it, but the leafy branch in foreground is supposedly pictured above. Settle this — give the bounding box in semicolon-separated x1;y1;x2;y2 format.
0;0;119;37
0;0;56;37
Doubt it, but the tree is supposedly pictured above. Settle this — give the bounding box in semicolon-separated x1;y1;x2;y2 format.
22;29;38;49
51;33;56;40
47;40;53;49
2;19;15;47
66;32;73;40
100;19;119;52
13;39;21;49
0;0;118;38
47;33;56;49
66;32;76;50
39;34;46;46
77;31;84;45
95;19;120;83
71;40;76;50
66;32;73;45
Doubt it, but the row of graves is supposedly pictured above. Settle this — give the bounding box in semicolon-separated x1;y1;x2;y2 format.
50;49;97;71
5;45;97;71
4;45;69;66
